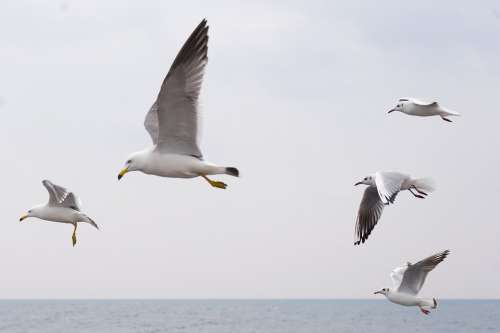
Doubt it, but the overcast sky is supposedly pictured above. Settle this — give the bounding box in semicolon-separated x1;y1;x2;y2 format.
1;0;499;299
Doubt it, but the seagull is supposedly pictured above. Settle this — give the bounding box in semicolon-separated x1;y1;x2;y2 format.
374;250;450;315
388;97;460;122
19;180;98;246
117;19;239;189
354;172;435;245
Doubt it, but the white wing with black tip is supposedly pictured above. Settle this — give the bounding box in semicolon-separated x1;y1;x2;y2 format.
397;250;450;295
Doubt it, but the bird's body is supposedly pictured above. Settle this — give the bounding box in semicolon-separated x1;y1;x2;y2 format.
385;290;436;308
374;250;449;315
128;148;228;179
354;171;435;245
388;98;460;122
27;205;91;225
20;180;98;246
118;19;239;188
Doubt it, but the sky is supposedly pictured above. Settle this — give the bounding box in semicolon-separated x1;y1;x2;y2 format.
0;0;499;299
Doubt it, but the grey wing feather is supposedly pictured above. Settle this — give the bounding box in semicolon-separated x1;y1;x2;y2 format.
144;101;159;144
354;186;385;245
398;250;450;295
42;180;81;211
154;19;208;158
42;180;67;205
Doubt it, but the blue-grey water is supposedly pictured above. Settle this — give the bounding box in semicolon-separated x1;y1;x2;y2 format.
0;300;497;333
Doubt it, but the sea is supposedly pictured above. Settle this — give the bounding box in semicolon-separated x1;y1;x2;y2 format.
0;300;497;333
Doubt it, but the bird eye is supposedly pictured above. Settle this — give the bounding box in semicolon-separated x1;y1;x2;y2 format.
28;210;31;213
126;159;132;164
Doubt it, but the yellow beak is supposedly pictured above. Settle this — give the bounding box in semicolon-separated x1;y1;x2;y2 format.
118;167;129;180
19;213;29;222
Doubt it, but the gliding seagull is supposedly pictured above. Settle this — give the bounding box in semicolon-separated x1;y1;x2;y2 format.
374;250;450;315
354;172;434;245
388;97;460;122
19;180;98;246
117;19;239;189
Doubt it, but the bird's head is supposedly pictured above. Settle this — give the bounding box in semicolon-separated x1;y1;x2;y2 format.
374;288;389;296
118;151;148;180
355;175;375;186
387;98;408;114
19;206;43;222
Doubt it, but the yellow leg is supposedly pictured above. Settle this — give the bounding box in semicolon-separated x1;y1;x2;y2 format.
201;175;227;189
72;224;77;247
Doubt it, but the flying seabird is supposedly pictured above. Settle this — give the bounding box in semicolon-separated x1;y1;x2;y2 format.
19;180;98;246
354;172;435;245
374;250;450;315
117;19;239;189
388;97;460;122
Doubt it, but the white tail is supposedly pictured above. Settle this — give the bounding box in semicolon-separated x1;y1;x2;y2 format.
420;298;437;309
412;178;435;192
81;214;99;230
444;109;461;116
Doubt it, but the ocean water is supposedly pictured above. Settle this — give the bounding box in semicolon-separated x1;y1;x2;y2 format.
0;300;497;333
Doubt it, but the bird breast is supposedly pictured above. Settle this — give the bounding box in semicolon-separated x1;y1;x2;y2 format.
387;291;420;306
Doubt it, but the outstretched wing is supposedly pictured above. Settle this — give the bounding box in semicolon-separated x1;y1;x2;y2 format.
390;265;408;290
375;172;408;204
354;185;385;245
42;180;82;211
398;250;450;295
147;19;208;158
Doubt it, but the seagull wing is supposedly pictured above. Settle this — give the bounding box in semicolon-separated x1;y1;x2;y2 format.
397;250;450;295
144;101;159;144
375;172;407;204
148;19;208;158
42;180;82;211
354;185;385;245
390;265;408;290
409;98;438;107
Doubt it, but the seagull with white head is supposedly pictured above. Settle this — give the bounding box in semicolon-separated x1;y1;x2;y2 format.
117;19;239;189
374;250;450;315
354;172;435;245
19;180;98;246
388;98;460;122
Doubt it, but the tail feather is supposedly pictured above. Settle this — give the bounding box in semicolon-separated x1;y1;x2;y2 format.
421;298;437;309
225;167;239;177
412;178;435;193
444;109;460;116
84;215;99;230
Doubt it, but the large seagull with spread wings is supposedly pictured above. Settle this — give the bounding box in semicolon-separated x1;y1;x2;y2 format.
117;19;239;189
